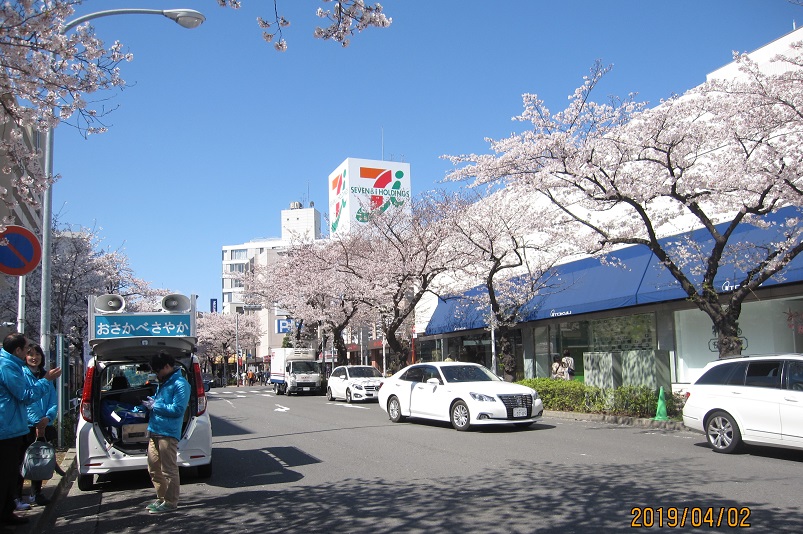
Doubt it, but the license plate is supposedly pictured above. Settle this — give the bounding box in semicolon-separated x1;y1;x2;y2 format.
513;407;527;418
303;387;310;391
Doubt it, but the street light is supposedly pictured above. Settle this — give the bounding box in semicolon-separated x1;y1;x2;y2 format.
39;8;205;355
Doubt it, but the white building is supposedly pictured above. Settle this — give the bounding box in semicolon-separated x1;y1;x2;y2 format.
221;202;322;362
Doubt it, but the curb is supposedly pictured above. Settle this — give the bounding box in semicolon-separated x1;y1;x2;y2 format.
544;409;687;431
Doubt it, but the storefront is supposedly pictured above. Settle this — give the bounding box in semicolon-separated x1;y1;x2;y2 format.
415;210;803;391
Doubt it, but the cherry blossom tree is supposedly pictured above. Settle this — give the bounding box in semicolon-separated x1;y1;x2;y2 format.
196;311;262;381
447;48;803;358
443;189;568;379
345;195;468;371
246;0;392;51
244;239;364;365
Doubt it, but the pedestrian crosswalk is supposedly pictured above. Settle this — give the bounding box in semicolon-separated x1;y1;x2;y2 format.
207;389;275;398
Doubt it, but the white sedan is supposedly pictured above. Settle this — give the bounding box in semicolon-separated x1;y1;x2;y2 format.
327;365;384;402
378;362;544;431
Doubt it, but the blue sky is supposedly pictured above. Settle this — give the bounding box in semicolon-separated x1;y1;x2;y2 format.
53;0;802;312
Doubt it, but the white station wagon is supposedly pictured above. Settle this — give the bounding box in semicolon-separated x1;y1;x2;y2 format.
682;354;803;453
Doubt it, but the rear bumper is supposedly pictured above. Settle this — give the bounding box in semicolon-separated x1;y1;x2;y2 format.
77;417;212;475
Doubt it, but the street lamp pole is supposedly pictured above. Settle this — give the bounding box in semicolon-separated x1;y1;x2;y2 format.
39;8;205;355
235;312;240;387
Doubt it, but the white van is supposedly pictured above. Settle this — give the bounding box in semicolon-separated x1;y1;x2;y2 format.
75;294;212;490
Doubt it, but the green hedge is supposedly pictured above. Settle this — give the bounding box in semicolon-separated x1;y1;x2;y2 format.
517;378;685;419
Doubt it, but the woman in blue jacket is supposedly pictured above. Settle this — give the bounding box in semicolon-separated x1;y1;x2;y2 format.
20;345;65;506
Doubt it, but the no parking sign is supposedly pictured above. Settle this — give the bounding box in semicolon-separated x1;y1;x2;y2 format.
0;225;42;276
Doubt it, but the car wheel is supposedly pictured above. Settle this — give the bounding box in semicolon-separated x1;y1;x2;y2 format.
388;396;404;422
706;410;742;453
451;400;471;431
346;389;352;403
197;463;212;479
327;387;334;401
77;474;94;491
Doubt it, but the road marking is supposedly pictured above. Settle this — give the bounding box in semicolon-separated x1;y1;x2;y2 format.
327;402;370;410
275;405;289;412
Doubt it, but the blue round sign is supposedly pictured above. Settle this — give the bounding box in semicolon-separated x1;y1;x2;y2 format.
0;225;42;276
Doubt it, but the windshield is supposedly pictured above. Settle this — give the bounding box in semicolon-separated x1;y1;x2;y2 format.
440;365;499;383
291;361;319;373
349;367;383;378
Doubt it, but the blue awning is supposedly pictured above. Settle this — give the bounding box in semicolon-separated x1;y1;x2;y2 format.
424;207;803;336
523;245;651;322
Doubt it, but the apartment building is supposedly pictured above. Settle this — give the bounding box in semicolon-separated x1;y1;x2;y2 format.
221;201;322;361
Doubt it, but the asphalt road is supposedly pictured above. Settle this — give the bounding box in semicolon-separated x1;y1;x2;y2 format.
43;385;803;533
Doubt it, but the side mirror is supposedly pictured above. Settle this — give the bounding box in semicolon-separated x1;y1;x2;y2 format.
426;378;440;386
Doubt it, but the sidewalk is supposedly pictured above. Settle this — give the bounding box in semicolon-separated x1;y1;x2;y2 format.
544;409;687;431
11;449;76;534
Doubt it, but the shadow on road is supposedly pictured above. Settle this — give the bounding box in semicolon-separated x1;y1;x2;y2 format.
52;447;801;533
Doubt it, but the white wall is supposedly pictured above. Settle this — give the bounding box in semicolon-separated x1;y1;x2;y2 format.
675;297;803;383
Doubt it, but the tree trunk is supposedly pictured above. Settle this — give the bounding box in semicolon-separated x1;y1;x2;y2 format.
714;320;743;358
497;326;516;381
699;299;744;359
332;326;349;366
385;331;409;373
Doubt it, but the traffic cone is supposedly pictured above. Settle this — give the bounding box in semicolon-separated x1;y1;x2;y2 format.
653;386;669;421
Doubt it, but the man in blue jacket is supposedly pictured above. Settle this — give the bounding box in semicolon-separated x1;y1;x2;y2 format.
142;351;190;514
0;333;61;527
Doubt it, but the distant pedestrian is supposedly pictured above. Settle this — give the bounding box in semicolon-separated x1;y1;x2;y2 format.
142;351;190;514
550;356;562;379
561;349;575;379
0;333;61;528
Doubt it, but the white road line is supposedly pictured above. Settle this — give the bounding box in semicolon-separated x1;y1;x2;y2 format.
326;402;370;410
274;404;289;412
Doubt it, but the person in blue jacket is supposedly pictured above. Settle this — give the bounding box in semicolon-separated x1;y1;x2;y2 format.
0;333;61;527
142;351;190;514
19;344;67;506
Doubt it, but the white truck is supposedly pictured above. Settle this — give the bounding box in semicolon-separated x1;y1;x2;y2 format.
270;348;322;395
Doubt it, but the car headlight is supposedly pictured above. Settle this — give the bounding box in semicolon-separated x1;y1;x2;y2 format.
469;392;496;402
532;391;540;401
353;383;364;390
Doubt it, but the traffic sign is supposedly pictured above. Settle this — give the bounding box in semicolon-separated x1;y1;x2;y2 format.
0;225;42;276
